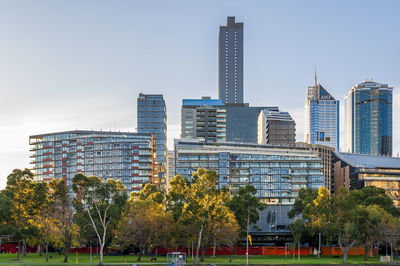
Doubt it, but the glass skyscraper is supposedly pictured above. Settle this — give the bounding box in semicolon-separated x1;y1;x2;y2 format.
344;80;392;156
137;93;167;180
304;75;339;150
219;16;243;104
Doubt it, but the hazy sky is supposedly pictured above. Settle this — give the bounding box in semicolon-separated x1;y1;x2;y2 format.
1;0;399;189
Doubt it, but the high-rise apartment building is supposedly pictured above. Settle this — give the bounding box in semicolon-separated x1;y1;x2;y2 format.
181;97;226;142
29;130;156;193
137;93;167;181
304;75;339;150
219;16;244;104
258;109;296;146
344;80;393;156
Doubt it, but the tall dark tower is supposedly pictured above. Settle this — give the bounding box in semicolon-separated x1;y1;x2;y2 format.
219;16;243;104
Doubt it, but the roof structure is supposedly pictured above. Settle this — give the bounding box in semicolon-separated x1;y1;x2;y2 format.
334;152;400;169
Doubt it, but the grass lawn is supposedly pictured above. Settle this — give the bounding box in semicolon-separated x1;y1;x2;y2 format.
0;253;392;265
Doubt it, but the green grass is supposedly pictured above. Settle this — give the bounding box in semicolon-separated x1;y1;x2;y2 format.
0;253;392;265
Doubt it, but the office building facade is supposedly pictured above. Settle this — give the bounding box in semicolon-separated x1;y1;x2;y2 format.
181;97;226;142
332;152;400;207
137;93;167;183
29;130;156;193
226;104;279;144
258;109;296;146
174;140;324;242
219;16;244;104
304;76;339;150
344;81;393;156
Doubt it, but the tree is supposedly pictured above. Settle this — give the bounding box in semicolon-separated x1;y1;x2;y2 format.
208;211;239;257
288;188;320;251
50;179;79;263
5;169;34;261
72;174;127;265
228;185;264;264
130;183;164;204
0;191;18;241
168;169;232;265
114;199;174;261
28;181;53;261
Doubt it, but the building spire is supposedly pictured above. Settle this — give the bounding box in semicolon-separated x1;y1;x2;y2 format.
314;65;318;87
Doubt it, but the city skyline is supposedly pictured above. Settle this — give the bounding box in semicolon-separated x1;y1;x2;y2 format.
1;0;400;189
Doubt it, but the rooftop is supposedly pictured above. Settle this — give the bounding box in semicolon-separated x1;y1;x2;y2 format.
182;98;224;107
30;130;151;139
261;109;294;122
334;152;400;169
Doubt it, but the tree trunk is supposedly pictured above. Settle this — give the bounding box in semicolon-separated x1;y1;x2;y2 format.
317;232;321;259
212;238;216;257
200;246;205;262
137;250;142;261
99;244;104;265
16;240;20;261
343;250;348;264
64;248;69;263
364;245;368;261
23;241;27;257
46;219;49;263
16;201;21;261
195;223;204;265
39;243;43;256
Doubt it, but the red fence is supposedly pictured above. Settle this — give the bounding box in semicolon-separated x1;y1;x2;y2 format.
0;244;377;256
155;246;377;256
0;244;36;254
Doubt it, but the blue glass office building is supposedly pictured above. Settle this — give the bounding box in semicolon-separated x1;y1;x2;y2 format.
344;81;393;156
137;93;167;176
304;76;339;150
219;16;244;104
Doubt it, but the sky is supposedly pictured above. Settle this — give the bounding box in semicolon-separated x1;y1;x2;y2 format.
1;0;399;189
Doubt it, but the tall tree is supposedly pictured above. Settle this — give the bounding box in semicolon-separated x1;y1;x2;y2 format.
228;185;264;264
114;199;174;261
29;181;53;261
168;169;232;265
0;191;18;241
5;169;34;261
72;174;127;265
50;179;79;263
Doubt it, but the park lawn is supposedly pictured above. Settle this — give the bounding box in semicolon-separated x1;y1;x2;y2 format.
0;253;391;265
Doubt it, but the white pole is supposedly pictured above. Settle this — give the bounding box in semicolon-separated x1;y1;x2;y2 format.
246;212;249;266
318;232;321;259
90;241;92;264
298;241;300;261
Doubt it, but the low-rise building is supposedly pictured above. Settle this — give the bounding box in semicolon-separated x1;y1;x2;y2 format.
332;152;400;207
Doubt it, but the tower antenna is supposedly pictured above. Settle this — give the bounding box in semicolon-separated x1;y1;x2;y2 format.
314;64;318;87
